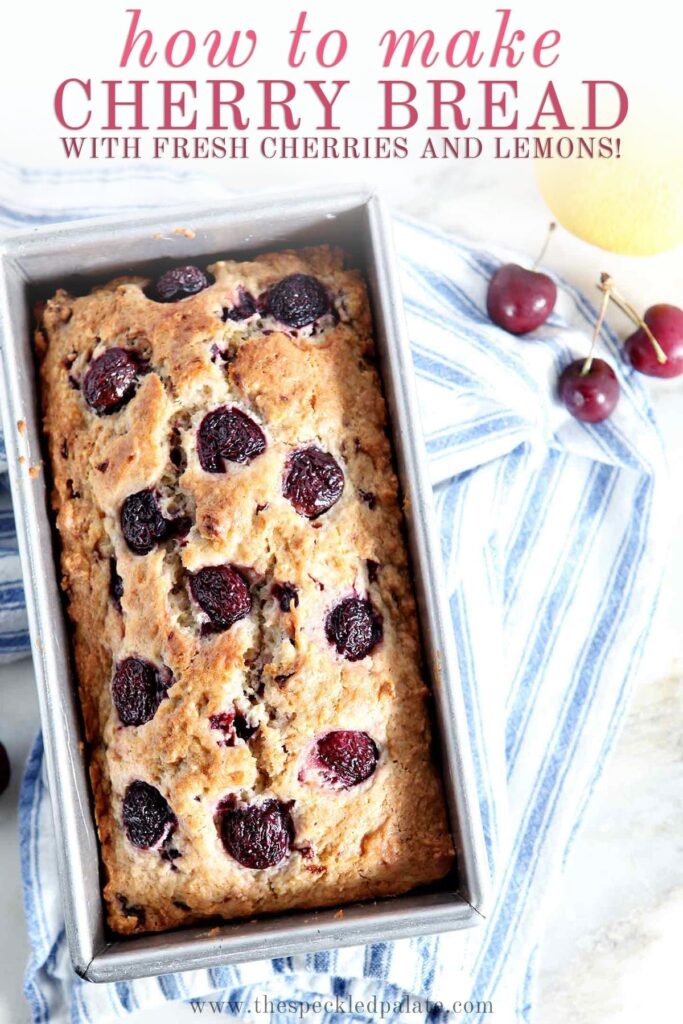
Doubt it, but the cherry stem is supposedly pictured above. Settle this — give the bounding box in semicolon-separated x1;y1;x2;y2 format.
532;221;557;271
598;272;668;365
582;278;612;376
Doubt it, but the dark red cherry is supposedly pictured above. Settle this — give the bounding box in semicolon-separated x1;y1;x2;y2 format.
487;264;557;335
216;798;294;869
151;265;208;303
122;780;176;849
83;348;143;415
197;407;266;473
112;657;167;726
315;730;379;789
283;447;344;519
625;304;683;378
222;289;257;322
558;358;619;423
325;597;383;661
189;565;252;632
120;490;171;555
272;582;299;612
0;742;10;796
266;274;329;328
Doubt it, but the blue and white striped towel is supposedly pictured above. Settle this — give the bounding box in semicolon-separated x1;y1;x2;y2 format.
1;163;666;1024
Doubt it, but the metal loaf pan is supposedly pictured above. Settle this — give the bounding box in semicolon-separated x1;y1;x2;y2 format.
0;186;489;982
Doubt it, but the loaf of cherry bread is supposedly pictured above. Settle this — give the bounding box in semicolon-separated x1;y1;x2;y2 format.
35;245;454;935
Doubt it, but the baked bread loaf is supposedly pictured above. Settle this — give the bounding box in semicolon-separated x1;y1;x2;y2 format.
35;245;454;935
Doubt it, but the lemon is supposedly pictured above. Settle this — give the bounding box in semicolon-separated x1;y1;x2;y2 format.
535;121;683;256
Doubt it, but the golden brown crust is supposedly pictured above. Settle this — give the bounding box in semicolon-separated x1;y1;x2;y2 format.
36;246;453;935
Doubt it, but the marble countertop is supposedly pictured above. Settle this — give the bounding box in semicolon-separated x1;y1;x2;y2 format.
0;160;681;1023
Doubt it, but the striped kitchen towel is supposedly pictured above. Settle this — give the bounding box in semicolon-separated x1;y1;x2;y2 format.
2;163;667;1024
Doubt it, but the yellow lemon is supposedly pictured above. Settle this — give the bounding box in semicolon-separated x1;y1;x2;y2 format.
535;122;683;256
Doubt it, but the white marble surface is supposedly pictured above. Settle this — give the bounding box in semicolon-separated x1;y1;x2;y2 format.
0;161;681;1024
